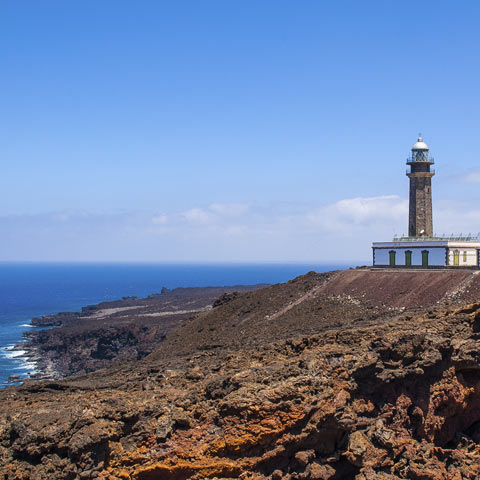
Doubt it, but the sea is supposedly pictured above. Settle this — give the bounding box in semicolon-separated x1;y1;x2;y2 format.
0;262;354;388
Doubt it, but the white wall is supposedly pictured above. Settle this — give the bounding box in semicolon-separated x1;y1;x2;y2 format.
374;247;446;266
447;248;478;267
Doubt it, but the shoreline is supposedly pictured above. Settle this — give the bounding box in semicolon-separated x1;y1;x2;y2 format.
1;343;40;386
3;284;267;386
0;262;337;389
7;342;59;383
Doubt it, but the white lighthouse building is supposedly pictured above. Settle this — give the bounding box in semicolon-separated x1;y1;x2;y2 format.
372;136;480;269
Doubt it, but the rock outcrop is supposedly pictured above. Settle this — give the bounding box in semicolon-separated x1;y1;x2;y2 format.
21;285;266;379
2;270;480;479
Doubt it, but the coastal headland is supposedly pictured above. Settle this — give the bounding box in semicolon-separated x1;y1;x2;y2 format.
1;268;480;479
18;284;267;380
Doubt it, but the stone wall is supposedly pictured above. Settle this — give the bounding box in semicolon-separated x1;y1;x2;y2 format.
409;175;433;236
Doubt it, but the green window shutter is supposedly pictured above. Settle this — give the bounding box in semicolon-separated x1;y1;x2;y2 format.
389;251;396;267
405;251;412;266
422;250;429;266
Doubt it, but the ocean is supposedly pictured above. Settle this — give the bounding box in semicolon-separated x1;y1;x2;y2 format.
0;262;353;388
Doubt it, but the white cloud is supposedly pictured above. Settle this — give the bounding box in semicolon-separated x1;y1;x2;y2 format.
305;195;407;232
178;204;249;226
434;200;480;236
208;203;249;216
152;214;168;225
463;169;480;183
2;197;480;262
181;207;214;224
51;210;90;222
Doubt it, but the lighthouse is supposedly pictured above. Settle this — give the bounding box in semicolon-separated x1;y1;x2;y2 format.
407;135;434;237
371;135;480;269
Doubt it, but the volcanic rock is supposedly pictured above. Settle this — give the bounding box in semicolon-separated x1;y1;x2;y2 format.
2;269;480;479
21;285;266;379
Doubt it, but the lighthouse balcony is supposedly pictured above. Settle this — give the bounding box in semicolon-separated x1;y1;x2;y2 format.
406;156;434;165
406;168;435;176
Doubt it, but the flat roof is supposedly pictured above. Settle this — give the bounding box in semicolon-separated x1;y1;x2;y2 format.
373;240;480;248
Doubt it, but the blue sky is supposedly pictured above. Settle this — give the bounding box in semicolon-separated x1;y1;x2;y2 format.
1;1;480;262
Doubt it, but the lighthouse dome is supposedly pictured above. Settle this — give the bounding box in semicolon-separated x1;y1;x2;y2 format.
412;136;429;151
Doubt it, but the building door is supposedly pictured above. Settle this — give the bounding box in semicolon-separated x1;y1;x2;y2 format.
422;250;429;267
389;251;396;267
405;250;412;266
453;250;459;266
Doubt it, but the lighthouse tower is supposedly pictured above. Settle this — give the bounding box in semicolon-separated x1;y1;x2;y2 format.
372;136;480;268
406;135;434;237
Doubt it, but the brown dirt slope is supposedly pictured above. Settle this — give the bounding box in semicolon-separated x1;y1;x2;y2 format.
154;269;480;360
1;269;480;479
319;269;480;309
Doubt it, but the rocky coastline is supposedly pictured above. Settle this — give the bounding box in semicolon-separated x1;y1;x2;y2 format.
12;284;267;382
2;269;480;479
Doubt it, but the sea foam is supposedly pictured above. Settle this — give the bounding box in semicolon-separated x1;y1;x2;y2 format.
3;349;26;359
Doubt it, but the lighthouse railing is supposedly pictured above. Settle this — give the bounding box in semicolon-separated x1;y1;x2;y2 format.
406;168;435;175
406;155;435;163
392;233;480;242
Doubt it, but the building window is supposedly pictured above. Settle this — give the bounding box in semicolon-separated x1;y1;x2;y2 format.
422;250;429;267
454;250;460;266
389;251;396;267
463;251;467;263
405;250;412;266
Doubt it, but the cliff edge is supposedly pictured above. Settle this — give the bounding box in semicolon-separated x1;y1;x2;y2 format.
1;269;480;479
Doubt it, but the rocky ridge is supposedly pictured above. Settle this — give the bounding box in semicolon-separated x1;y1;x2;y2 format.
1;269;480;479
19;285;266;379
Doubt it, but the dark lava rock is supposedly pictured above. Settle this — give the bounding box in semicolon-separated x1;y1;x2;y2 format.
2;270;480;479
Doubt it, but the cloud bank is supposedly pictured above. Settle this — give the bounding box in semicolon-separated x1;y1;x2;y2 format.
2;195;478;262
463;168;480;183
